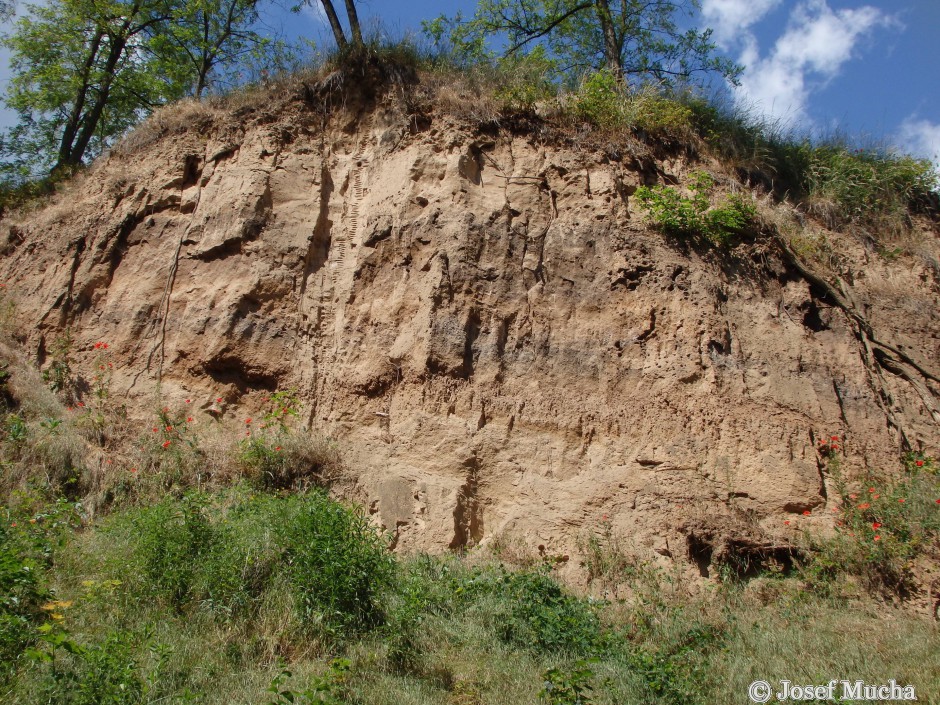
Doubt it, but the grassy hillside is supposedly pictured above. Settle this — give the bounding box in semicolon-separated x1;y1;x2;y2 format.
0;325;938;705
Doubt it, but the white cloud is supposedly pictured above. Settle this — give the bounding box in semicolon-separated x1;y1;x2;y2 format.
898;117;940;165
701;0;783;47
730;0;893;126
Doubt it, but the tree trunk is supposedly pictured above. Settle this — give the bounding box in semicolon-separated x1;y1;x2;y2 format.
55;29;104;169
343;0;362;45
593;0;624;82
318;0;348;48
67;33;128;167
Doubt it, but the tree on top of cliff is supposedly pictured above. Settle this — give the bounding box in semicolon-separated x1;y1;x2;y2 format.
425;0;741;88
0;0;292;181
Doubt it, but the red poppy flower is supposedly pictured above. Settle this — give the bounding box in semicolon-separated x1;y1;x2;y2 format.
152;427;158;433
872;522;881;529
165;426;172;432
802;510;811;516
130;468;137;473
873;535;881;541
784;520;790;526
94;342;102;349
275;446;282;451
245;418;252;424
898;498;905;503
187;417;193;423
858;502;870;510
216;397;222;403
162;440;171;448
869;488;875;493
185;399;191;404
936;499;940;504
916;460;924;467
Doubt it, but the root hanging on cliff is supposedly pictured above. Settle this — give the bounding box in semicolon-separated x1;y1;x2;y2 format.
773;234;940;448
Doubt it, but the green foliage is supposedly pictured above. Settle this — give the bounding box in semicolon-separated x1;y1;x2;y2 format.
803;455;940;595
281;490;394;635
115;490;393;636
131;494;213;610
0;523;49;680
573;70;625;127
493;47;558;110
806;145;938;227
455;566;605;654
0;0;295;180
428;0;741;88
540;661;596;704
635;171;756;244
267;659;351;705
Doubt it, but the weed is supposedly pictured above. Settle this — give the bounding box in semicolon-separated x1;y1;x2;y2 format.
540;660;596;704
635;171;756;245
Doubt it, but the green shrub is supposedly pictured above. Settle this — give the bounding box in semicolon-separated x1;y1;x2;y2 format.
493;47;557;111
803;454;940;595
573;70;625;128
493;568;604;654
280;491;394;635
0;523;49;680
131;494;213;610
540;660;596;704
635;171;756;244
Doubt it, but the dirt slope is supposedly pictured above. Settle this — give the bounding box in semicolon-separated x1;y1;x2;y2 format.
2;75;938;575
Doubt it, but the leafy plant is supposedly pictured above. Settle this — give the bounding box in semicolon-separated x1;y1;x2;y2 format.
540;660;595;704
635;171;756;244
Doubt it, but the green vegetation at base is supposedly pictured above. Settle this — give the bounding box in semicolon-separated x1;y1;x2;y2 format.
1;485;939;704
0;304;938;705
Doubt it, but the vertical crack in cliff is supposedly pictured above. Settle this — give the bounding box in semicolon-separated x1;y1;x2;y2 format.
450;455;483;549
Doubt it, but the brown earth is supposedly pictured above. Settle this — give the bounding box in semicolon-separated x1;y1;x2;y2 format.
2;73;938;582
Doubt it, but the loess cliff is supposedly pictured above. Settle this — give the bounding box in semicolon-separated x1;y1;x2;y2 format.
2;70;939;578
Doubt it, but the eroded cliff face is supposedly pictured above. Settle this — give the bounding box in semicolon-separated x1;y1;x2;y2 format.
2;84;939;573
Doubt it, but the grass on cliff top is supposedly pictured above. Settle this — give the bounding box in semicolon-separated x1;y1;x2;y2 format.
1;325;940;704
3;35;936;243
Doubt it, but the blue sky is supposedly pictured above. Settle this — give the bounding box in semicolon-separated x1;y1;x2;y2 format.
1;0;938;164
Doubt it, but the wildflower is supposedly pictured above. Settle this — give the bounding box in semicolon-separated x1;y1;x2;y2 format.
216;397;222;403
936;499;940;504
107;363;112;368
916;460;924;467
830;435;839;441
152;427;158;433
873;495;879;499
185;399;191;404
869;488;875;493
784;520;790;526
802;510;811;516
165;425;172;432
187;417;193;423
94;342;102;349
831;444;839;450
162;440;171;449
77;402;84;407
898;498;905;503
858;502;870;510
29;518;36;524
102;343;108;349
245;418;252;424
872;522;882;529
873;535;881;542
245;431;250;436
275;446;282;451
130;468;137;473
849;493;858;499
10;522;16;527
99;365;105;370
